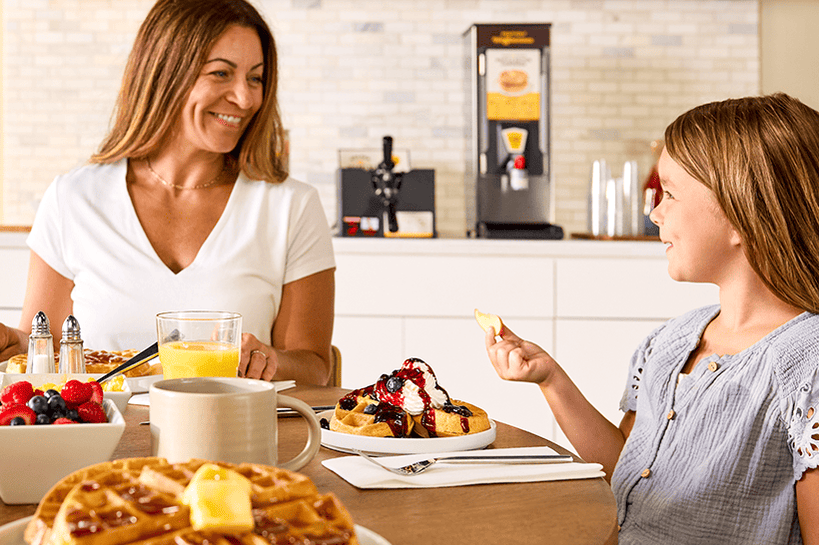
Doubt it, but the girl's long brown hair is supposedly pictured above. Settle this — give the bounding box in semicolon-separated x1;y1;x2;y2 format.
91;0;287;182
665;93;819;313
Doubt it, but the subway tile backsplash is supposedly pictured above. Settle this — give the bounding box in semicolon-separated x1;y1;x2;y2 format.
2;0;759;236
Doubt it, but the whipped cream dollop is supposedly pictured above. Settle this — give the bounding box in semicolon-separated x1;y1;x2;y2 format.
374;358;448;415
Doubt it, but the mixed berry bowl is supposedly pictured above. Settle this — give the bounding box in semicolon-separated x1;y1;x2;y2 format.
0;374;126;504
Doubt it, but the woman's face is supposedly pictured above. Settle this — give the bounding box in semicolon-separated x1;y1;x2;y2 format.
177;25;264;154
650;148;741;284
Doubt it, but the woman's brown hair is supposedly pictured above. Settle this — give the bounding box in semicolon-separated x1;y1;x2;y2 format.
665;93;819;312
91;0;286;182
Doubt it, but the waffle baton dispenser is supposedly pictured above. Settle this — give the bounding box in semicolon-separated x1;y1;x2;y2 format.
463;24;562;239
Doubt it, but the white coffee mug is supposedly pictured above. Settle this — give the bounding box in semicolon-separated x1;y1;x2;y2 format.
149;377;321;470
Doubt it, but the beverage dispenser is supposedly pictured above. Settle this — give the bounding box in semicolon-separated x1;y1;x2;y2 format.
463;24;562;239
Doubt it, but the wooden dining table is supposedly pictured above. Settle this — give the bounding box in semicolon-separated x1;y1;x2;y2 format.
0;385;618;545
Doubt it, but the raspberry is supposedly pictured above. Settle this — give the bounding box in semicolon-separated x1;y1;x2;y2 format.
77;401;107;424
0;404;36;425
61;380;93;408
0;381;35;407
52;418;75;425
88;381;104;404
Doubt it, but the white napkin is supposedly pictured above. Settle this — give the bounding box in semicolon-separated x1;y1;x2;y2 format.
128;379;297;405
321;446;605;489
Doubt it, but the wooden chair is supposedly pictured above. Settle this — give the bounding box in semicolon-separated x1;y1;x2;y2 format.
328;345;342;387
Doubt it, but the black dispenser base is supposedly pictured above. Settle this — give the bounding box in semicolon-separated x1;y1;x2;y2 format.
475;222;564;240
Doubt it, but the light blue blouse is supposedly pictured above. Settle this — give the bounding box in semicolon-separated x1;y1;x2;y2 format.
613;305;819;544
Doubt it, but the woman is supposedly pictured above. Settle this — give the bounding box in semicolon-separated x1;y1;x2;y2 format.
0;0;336;385
484;94;819;543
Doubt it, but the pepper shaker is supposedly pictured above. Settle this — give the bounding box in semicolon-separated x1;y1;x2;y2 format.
59;315;85;374
27;311;55;374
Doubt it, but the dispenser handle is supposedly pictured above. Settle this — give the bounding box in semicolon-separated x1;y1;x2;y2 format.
381;136;394;170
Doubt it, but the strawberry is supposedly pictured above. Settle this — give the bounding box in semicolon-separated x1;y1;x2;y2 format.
0;404;36;425
33;389;44;397
77;401;107;424
88;381;104;404
61;380;92;408
1;381;35;407
52;418;75;425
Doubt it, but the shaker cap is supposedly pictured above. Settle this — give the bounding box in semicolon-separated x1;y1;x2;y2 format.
31;311;51;336
62;315;82;342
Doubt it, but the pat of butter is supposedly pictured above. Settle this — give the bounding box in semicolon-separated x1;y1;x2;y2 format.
182;464;254;533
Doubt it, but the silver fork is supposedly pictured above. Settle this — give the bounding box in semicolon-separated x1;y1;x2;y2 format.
353;449;574;476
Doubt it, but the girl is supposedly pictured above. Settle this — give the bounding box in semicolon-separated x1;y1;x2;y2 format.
485;94;819;544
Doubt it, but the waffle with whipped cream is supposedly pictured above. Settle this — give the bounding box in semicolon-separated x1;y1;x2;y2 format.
328;357;491;438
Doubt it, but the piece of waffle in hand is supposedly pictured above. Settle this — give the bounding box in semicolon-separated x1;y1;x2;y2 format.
25;457;359;545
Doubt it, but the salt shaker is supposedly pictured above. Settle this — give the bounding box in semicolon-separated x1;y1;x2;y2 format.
27;311;55;374
59;315;85;374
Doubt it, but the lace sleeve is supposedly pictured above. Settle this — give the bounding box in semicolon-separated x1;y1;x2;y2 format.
618;326;664;413
787;367;819;480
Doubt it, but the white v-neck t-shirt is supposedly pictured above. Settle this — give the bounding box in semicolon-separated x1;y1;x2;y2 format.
27;160;335;350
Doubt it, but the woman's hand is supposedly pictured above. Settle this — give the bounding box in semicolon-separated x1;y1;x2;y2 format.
0;323;25;362
238;333;279;381
484;325;558;386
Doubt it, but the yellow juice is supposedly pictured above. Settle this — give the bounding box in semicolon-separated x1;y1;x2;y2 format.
159;341;239;379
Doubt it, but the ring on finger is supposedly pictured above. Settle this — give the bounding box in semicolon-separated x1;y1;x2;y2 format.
250;349;268;361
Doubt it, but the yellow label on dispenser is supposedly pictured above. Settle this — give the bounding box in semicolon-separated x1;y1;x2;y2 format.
501;128;528;154
485;49;541;121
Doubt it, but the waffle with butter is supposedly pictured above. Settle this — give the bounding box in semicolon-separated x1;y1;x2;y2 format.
25;457;358;545
6;349;161;377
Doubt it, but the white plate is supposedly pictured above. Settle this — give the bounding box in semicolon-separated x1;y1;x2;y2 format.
319;410;497;455
126;373;164;394
1;360;163;395
0;517;390;545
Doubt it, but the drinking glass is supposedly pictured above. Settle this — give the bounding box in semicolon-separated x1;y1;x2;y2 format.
156;311;242;379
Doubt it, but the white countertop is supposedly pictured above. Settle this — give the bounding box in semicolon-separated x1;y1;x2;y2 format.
2;228;667;259
332;236;667;258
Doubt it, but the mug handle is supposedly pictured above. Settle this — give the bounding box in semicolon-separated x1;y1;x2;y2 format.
276;395;322;471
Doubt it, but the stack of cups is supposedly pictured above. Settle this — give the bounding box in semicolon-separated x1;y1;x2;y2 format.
588;159;641;237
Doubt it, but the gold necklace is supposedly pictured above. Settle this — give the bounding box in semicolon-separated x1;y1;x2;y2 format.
145;158;226;190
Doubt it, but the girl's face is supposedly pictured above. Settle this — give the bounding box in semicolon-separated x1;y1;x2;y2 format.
177;25;264;155
650;148;741;284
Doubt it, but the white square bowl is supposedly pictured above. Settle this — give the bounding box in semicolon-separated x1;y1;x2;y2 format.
1;373;132;413
0;398;125;504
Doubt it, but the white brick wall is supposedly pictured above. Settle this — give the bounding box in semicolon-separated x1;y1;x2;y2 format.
2;0;759;236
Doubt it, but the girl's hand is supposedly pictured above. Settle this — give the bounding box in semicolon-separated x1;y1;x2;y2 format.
238;333;279;381
484;325;558;386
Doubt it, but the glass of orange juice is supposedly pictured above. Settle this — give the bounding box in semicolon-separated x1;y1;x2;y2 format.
156;311;242;379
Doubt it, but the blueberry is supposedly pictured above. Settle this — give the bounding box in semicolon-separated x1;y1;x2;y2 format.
27;395;49;415
363;403;378;415
319;418;329;430
66;409;80;422
47;395;67;414
35;414;51;425
385;376;403;393
43;389;60;399
9;417;26;426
